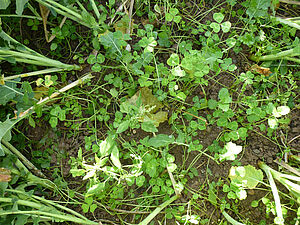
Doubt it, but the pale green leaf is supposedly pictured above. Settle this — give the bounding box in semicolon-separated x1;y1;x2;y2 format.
167;53;180;66
213;13;224;23
148;134;175;148
219;142;242;161
229;165;263;189
16;0;28;15
0;0;10;9
116;120;130;133
0;117;19;156
141;121;158;133
111;145;121;169
268;118;278;129
86;183;105;196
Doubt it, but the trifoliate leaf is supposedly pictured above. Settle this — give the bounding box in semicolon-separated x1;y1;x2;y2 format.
219;142;242;161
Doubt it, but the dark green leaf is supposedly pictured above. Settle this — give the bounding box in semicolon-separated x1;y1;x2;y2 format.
148;134;175;148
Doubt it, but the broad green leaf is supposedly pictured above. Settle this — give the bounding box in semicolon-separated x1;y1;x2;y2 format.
0;80;20;105
111;145;121;169
213;13;224;23
219;142;242;161
145;158;157;177
148;134;175;148
0;0;10;9
99;136;115;157
86;183;105;196
82;204;89;213
0;117;19;156
116;120;129;133
245;0;271;18
229;165;263;189
90;204;97;213
141;121;158;133
100;31;130;57
167;53;180;66
16;0;28;15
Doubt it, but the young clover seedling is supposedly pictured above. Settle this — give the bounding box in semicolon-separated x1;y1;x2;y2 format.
210;12;231;33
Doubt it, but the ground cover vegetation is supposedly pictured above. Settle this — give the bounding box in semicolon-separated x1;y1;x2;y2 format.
0;0;299;224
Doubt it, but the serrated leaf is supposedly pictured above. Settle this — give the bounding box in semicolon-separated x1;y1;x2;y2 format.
111;145;121;169
148;134;175;148
229;165;263;189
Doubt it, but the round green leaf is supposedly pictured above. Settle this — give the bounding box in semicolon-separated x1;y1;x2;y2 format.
210;22;220;33
167;53;180;66
221;21;231;33
213;12;224;23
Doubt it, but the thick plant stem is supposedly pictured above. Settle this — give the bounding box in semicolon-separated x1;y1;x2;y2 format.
250;47;300;62
16;73;93;119
139;195;179;225
258;161;284;225
3;68;65;82
222;211;246;225
0;210;98;225
1;139;46;178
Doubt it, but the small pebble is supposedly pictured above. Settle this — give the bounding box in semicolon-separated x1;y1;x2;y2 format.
253;149;260;154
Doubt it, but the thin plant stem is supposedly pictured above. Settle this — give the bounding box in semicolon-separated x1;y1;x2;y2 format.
139;195;179;225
